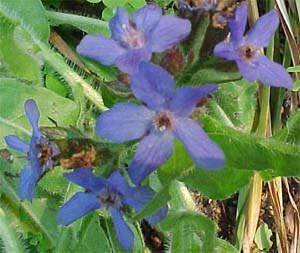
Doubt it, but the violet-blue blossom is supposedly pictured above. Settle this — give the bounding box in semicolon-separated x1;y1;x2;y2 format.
77;4;191;74
214;3;293;89
4;99;59;201
96;62;225;184
57;167;168;250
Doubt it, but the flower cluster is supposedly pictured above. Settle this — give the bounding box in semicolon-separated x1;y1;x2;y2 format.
4;2;293;251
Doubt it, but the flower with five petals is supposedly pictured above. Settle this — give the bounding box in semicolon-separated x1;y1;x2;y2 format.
57;167;168;250
214;3;292;89
96;62;225;184
5;99;59;201
77;4;191;74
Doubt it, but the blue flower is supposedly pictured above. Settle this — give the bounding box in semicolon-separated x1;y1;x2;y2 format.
4;99;59;201
77;4;191;74
96;62;225;184
214;3;292;89
57;167;168;250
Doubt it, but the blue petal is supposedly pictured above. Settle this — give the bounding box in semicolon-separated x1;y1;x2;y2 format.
145;205;168;224
123;186;168;224
96;102;154;143
108;170;129;196
115;48;151;74
77;35;126;65
169;85;218;117
174;118;225;170
123;186;154;211
109;7;130;41
64;167;106;192
5;135;29;153
28;138;42;172
236;59;258;82
255;55;293;89
24;99;40;138
131;62;175;111
245;10;279;47
57;192;100;226
229;2;247;43
110;208;134;251
19;165;41;201
148;15;191;52
128;131;174;184
213;42;239;60
133;4;162;35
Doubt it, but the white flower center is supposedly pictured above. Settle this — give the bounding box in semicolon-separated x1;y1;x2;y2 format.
122;23;145;49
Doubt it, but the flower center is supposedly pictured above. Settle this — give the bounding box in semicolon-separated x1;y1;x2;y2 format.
154;112;173;132
121;23;145;49
98;190;122;209
240;45;257;61
36;143;53;165
35;138;59;168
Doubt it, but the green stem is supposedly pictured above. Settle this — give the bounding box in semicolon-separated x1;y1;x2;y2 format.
187;13;210;66
169;180;196;211
46;11;109;36
238;2;272;253
256;85;270;136
0;208;24;253
38;42;108;112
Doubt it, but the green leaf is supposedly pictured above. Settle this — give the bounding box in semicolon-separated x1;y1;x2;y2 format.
158;140;194;184
287;65;300;72
79;57;117;82
160;211;217;253
154;0;173;7
128;0;146;9
38;167;68;196
47;11;110;36
103;0;127;9
0;0;50;42
0;16;41;83
74;214;111;253
292;80;300;91
102;7;114;21
86;0;102;3
53;226;77;253
177;57;241;87
0;78;79;148
45;66;69;97
273;111;300;145
207;80;257;131
214;239;239;253
182;167;253;200
0;159;58;249
254;223;273;251
155;138;253;200
202;116;300;177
